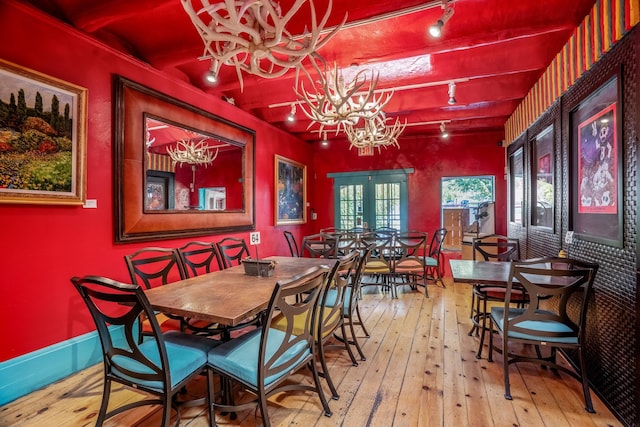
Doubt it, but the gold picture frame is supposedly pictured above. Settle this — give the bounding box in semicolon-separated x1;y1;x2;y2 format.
0;59;87;205
275;155;306;225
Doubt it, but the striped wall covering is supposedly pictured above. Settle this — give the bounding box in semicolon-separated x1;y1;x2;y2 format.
505;0;639;142
147;152;174;173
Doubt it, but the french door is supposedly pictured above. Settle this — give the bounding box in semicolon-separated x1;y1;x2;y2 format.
330;170;411;231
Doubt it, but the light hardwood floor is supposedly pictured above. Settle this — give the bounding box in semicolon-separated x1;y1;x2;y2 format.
0;278;623;427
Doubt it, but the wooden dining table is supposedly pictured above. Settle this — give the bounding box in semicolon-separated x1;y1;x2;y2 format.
449;259;511;285
144;256;332;327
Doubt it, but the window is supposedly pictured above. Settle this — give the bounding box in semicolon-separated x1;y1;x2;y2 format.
330;170;411;231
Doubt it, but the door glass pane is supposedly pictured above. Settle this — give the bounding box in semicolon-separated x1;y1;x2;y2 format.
338;184;364;229
375;182;400;229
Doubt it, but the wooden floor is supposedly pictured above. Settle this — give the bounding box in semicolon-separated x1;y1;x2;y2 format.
0;278;623;427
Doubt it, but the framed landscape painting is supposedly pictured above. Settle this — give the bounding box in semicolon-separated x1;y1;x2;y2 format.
275;155;306;225
0;59;87;205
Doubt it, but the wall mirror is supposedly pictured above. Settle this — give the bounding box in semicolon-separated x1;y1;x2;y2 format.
114;76;255;243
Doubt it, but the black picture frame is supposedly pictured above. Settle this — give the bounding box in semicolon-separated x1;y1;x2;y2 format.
569;71;622;247
508;146;524;225
530;124;555;231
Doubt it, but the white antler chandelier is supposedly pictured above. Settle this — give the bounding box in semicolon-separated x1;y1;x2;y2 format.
296;59;393;133
344;115;406;152
167;139;219;167
181;0;345;89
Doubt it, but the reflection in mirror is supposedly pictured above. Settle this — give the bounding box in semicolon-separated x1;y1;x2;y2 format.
144;116;244;212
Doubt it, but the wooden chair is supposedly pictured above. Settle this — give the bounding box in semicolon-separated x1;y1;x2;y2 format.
488;258;599;412
216;237;251;269
283;230;300;257
206;266;332;426
469;234;524;359
71;275;220;427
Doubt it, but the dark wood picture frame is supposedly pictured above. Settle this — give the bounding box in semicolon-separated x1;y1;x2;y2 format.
274;155;307;225
569;70;622;247
0;59;87;205
508;145;524;225
113;76;255;243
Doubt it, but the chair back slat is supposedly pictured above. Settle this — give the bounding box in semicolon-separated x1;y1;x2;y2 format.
505;258;598;339
318;251;360;339
301;233;337;258
283;231;300;257
125;247;185;289
260;266;329;384
71;276;170;388
472;234;520;262
217;237;251;269
178;241;223;277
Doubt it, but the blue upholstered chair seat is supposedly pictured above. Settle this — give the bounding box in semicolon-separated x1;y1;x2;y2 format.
324;287;352;316
112;331;219;390
490;307;578;344
423;256;438;267
208;328;310;387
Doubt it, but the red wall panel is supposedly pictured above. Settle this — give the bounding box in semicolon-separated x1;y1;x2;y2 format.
0;1;506;362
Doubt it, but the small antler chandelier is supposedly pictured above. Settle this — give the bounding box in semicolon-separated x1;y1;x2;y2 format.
344;114;406;152
166;139;219;167
296;59;393;133
181;0;345;90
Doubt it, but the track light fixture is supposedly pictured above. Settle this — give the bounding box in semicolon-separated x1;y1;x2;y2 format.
429;1;455;38
287;104;297;122
440;122;449;138
448;81;457;105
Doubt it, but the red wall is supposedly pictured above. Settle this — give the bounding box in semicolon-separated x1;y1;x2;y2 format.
0;1;506;362
311;134;507;236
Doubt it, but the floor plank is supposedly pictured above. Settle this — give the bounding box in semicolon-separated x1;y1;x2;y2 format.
0;279;623;427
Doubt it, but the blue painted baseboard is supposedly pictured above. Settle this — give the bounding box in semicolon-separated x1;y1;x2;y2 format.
0;330;105;406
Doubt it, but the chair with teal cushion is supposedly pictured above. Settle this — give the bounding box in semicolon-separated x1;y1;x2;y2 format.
326;243;375;362
206;265;332;426
216;237;251;269
71;275;220;427
488;257;599;413
424;227;447;287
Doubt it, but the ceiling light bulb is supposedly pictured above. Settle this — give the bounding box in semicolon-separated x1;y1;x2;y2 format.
287;104;296;122
440;122;449;138
204;70;218;84
429;4;454;38
321;132;329;146
448;81;457;105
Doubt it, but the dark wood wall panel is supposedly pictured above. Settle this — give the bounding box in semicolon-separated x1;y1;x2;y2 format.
511;27;638;426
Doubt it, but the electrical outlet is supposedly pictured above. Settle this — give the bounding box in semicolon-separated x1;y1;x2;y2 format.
565;231;574;244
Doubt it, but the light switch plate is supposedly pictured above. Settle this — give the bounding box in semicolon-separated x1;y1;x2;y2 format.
565;231;574;244
83;199;97;208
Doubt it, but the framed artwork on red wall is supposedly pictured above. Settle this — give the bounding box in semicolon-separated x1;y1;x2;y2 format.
275;155;307;225
570;71;622;247
0;59;87;205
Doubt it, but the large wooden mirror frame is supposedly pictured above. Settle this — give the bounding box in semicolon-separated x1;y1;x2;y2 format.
113;76;255;243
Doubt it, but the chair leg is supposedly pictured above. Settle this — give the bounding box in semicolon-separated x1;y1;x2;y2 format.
308;360;333;417
318;339;340;400
476;297;489;359
206;369;216;427
579;350;595;413
97;378;112;426
487;319;494;363
503;333;512;400
347;317;367;361
258;389;271;427
354;304;370;338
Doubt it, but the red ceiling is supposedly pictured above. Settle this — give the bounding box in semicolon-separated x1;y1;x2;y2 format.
23;0;596;143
